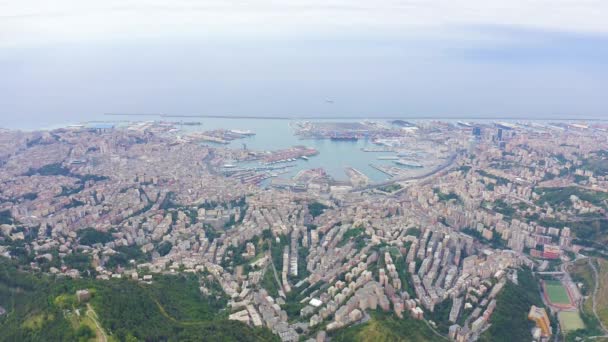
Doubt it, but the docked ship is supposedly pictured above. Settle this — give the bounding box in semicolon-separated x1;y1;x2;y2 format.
330;135;358;141
230;129;256;136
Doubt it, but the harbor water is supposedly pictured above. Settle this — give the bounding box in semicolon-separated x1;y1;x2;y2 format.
179;118;397;182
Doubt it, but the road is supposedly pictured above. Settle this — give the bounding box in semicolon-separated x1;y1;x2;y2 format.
562;256;608;340
422;319;450;341
86;304;108;342
267;241;284;297
588;258;608;334
352;150;462;192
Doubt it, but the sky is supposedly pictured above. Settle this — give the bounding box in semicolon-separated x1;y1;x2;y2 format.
1;0;607;128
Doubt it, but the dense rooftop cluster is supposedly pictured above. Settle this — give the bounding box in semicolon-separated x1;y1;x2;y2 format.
1;120;608;341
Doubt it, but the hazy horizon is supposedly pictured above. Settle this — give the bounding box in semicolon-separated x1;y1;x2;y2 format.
2;1;607;129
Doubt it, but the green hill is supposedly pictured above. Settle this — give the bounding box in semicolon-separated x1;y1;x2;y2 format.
479;267;543;342
330;310;443;342
0;259;278;342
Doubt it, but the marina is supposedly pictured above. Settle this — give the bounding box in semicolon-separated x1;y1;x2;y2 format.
369;164;394;177
179;118;408;182
68;117;437;183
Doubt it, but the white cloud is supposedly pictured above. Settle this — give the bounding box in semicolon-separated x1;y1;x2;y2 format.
1;0;607;47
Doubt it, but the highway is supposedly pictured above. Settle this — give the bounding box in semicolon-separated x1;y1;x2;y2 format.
351;150;463;192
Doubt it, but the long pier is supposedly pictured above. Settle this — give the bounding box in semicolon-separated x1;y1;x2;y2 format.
368;164;394;177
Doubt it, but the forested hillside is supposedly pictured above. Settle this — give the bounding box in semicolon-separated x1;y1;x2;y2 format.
0;259;278;341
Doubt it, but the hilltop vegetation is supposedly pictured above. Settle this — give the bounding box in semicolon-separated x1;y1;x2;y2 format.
534;187;608;211
580;150;608;177
480;268;543;342
537;217;608;252
330;310;440;342
0;210;13;225
0;258;278;342
531;187;608;252
308;201;328;218
77;228;114;246
594;258;608;328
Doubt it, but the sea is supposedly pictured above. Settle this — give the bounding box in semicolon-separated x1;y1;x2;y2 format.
4;114;606;182
179;117;397;182
5;114;405;182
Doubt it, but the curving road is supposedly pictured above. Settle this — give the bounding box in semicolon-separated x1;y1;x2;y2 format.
86;304;108;342
352;150;463;192
588;258;608;334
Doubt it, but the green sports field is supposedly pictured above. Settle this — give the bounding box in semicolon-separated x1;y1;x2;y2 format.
545;280;571;305
559;311;585;332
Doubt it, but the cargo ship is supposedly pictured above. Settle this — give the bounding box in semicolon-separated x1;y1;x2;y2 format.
330;136;358;141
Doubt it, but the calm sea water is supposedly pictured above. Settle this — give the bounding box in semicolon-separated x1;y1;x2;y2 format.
180;118;395;182
8;114;397;182
7;114;603;182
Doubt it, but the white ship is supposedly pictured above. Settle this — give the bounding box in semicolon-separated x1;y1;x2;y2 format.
230;129;256;136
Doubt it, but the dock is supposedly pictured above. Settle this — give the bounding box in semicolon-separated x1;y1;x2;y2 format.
361;147;394;152
369;164;394;177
